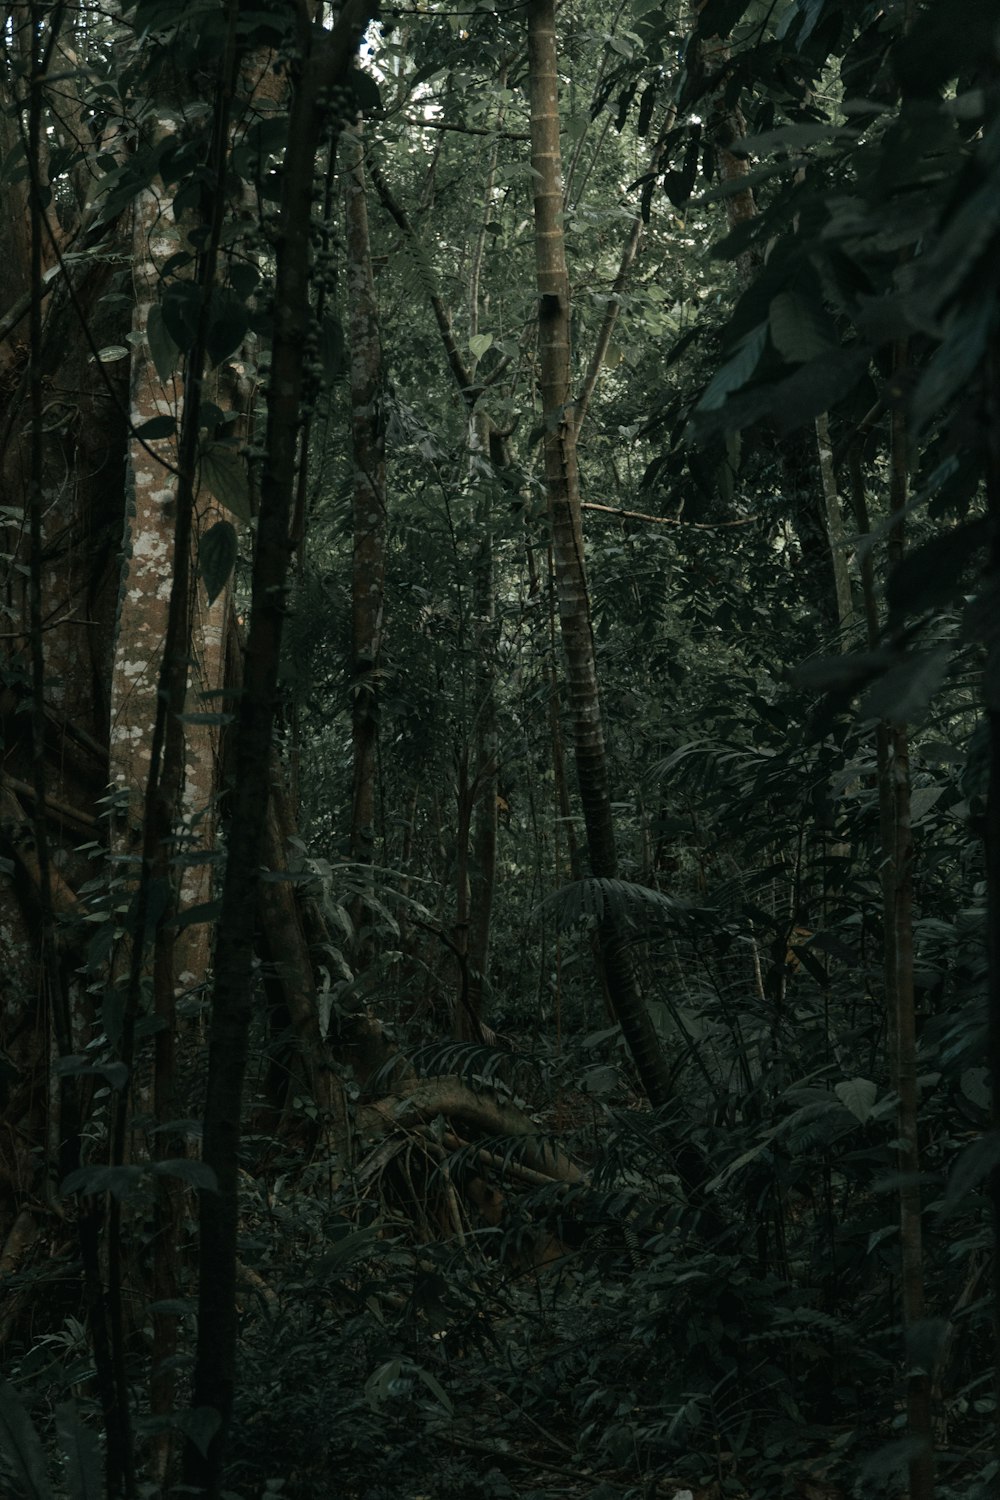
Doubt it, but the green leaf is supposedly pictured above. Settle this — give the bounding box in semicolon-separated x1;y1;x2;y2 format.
469;333;494;359
792;648;892;695
349;67;382;117
693;0;751;40
160;281;201;352
739;123;859;155
410;1363;454;1416
319;314;347;384
133;415;177;441
198;446;251;522
60;1165;144;1200
769;348;867;432
859;648;950;728
768;292;837;364
961;1068;990;1110
55;1404;101;1500
835;1077;877;1123
0;1380;51;1500
150;1159;218;1192
696;322;768;413
942;1130;1000;1215
173;1409;221;1459
146;303;179;385
910;305;991;437
206;288;249;368
199;519;238;604
886;519;990;624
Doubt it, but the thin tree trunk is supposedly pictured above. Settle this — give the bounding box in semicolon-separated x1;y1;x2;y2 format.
985;343;1000;1469
526;0;673;1108
887;360;934;1500
342;118;386;963
815;412;853;635
184;6;373;1492
850;400;933;1500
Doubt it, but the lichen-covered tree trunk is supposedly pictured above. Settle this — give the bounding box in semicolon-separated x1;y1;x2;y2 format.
526;0;672;1109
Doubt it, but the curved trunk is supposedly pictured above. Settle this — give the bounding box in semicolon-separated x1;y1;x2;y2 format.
526;0;672;1108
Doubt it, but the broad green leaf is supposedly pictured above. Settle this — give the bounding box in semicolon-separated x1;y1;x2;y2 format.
146;303;179;386
909;786;944;825
160;281;201;352
350;68;382;116
942;1130;1000;1214
886;518;989;624
60;1165;144;1200
198;519;238;604
150;1159;218;1192
173;1409;220;1459
768;292;837;363
133;415;176;441
693;0;752;40
792;649;892;695
910;304;991;435
696;322;768;413
469;333;494;359
320;314;347;383
961;1067;990;1110
55;1404;100;1500
0;1380;51;1500
411;1364;454;1416
835;1077;877;1123
198;446;252;522
740;123;859;155
206;288;249;368
860;648;950;728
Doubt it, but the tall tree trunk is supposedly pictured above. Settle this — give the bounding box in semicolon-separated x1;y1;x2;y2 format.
815;412;853;635
342;117;386;963
526;0;672;1108
849;387;933;1500
184;6;373;1493
886;358;934;1500
985;343;1000;1467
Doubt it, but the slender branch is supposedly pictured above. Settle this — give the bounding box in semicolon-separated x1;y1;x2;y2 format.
581;500;756;528
402;114;529;140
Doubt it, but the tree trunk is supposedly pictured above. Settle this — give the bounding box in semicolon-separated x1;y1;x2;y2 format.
342;118;387;962
850;382;934;1500
526;0;673;1109
184;6;374;1492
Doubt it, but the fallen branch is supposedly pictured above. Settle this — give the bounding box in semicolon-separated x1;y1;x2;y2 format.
356;1075;587;1185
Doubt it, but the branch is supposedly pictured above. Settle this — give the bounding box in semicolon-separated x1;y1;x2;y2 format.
574;102;677;436
368;160;479;404
582;500;757;528
402;114;530;140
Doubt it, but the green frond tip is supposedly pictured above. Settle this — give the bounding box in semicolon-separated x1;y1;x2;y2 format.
539;878;689;934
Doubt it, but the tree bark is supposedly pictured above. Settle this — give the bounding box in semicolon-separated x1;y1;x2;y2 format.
184;5;374;1492
342;118;387;961
526;0;673;1109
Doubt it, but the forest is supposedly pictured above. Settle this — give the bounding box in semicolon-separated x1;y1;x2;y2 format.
0;0;998;1497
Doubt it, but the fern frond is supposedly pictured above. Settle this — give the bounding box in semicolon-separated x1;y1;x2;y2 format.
541;877;688;934
406;1041;535;1094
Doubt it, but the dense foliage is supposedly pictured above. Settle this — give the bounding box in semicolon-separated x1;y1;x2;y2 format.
1;1;999;1499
